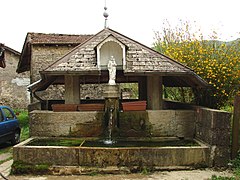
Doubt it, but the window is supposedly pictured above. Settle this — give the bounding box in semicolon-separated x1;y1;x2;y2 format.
0;111;3;121
2;108;14;120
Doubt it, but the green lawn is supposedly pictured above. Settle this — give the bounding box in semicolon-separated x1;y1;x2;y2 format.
15;109;29;142
0;109;29;158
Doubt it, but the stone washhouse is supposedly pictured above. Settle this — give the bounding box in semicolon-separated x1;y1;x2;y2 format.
14;28;231;170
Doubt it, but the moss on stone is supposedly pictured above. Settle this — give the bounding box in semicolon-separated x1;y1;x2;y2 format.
119;111;152;137
27;138;84;146
11;161;50;175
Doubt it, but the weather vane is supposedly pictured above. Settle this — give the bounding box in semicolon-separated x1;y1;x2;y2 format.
103;0;109;28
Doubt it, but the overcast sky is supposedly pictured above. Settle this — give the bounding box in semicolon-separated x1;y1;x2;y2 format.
1;0;239;52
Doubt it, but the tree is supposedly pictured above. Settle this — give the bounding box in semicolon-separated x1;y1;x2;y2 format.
154;20;240;109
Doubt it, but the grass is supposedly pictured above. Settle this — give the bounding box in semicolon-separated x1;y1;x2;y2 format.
211;152;240;180
211;175;235;180
14;109;29;141
0;144;12;155
0;109;29;162
0;156;13;164
11;161;50;175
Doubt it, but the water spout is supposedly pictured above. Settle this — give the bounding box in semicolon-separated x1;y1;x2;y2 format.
103;84;120;145
103;106;116;145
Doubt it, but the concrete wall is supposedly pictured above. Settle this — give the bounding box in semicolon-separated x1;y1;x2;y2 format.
30;110;195;139
0;50;30;109
29;107;231;167
195;107;231;167
148;110;195;138
14;138;209;168
29;111;104;137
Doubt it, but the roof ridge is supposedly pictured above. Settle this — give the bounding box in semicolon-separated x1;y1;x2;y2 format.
27;32;93;36
0;43;20;55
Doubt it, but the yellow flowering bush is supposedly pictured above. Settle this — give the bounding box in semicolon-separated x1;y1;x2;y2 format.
154;20;240;108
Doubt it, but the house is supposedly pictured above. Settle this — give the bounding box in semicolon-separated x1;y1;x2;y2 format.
17;32;93;104
0;43;29;109
0;44;6;68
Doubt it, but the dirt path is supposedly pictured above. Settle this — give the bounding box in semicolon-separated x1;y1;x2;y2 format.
0;150;13;178
0;153;11;162
7;169;234;180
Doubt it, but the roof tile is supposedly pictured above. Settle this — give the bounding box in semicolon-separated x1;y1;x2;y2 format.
28;33;93;44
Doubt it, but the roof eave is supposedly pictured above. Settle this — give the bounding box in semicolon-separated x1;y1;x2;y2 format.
41;70;101;76
124;70;208;88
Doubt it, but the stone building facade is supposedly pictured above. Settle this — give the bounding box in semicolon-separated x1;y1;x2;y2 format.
0;44;30;109
17;33;94;102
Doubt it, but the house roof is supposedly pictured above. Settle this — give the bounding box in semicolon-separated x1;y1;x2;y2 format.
29;28;207;92
44;28;193;74
0;43;20;68
16;32;93;73
26;32;93;45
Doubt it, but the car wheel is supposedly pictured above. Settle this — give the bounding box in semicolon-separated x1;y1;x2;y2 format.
11;130;20;145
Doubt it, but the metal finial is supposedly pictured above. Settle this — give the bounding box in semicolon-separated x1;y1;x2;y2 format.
103;0;109;28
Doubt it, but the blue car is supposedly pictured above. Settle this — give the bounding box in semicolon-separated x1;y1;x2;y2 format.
0;106;21;145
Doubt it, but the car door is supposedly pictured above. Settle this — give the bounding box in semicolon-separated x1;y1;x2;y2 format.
0;109;9;139
0;107;17;140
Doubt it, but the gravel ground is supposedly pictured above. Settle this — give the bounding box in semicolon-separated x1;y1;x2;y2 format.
7;169;234;180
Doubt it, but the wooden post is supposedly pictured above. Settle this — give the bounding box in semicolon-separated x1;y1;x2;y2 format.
64;75;80;104
232;94;240;159
147;76;163;110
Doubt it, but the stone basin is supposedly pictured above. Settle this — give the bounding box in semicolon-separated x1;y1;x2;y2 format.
13;137;210;170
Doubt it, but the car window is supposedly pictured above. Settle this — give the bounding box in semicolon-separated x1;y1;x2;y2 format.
2;108;14;120
0;111;3;121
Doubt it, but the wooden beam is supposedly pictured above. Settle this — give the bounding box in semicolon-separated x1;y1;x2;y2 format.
232;94;240;159
64;75;80;104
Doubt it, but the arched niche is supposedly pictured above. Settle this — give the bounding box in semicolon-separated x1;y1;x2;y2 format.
97;36;126;70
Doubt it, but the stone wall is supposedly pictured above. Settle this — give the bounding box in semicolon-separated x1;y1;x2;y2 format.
148;110;195;138
29;110;195;139
31;45;74;103
0;50;30;109
119;110;195;138
31;45;74;82
29;111;104;137
195;107;231;167
30;45;105;102
29;108;232;167
14;139;209;168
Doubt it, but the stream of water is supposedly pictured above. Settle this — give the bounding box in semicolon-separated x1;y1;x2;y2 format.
103;107;116;145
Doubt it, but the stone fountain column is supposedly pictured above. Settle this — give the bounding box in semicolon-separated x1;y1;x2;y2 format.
103;84;120;138
103;56;120;139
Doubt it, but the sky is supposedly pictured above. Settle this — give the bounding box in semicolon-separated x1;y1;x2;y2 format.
0;0;239;52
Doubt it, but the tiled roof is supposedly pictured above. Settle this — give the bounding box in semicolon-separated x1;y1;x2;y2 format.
17;33;93;73
44;28;190;74
0;43;20;55
0;43;20;68
27;33;93;44
31;28;207;91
